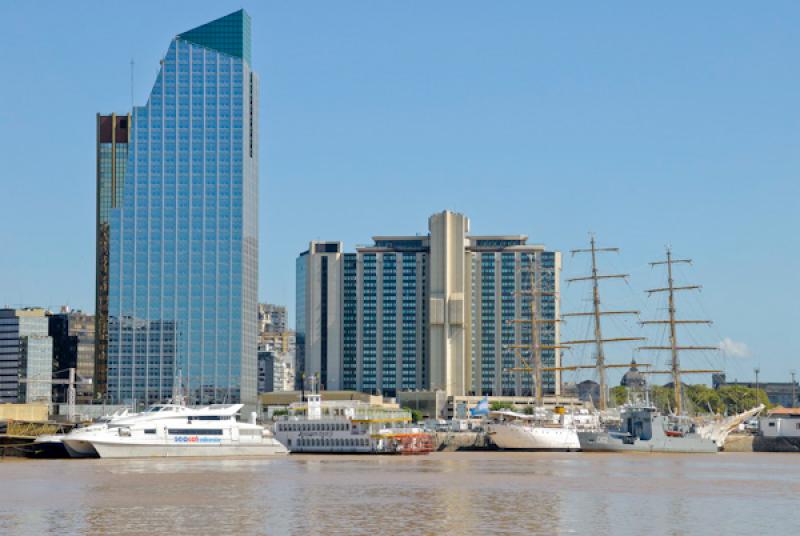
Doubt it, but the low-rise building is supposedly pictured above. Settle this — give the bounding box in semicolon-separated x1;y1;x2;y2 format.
0;308;53;404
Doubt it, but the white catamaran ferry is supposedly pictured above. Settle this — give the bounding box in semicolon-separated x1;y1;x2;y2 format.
61;403;287;458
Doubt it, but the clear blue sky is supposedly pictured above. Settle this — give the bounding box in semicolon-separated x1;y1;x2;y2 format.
0;2;797;382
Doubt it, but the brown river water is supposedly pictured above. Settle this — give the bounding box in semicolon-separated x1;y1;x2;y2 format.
1;452;798;535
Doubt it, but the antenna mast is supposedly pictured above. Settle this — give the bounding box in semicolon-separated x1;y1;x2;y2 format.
130;59;135;110
562;235;643;410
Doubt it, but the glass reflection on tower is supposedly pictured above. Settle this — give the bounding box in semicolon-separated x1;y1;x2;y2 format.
104;10;258;407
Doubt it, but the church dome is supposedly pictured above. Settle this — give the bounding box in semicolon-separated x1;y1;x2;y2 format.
621;359;647;390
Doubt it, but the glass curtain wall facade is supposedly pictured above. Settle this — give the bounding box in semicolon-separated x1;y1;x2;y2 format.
470;249;557;396
342;254;358;390
353;242;428;398
295;252;307;389
105;10;258;407
96;113;129;399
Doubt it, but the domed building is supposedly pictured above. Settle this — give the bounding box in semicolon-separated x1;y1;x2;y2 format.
621;359;647;391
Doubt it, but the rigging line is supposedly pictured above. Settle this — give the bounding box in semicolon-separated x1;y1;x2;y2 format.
673;263;722;373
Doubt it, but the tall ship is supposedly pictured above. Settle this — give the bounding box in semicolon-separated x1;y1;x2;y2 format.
487;244;611;450
60;403;288;458
487;406;598;450
577;246;723;453
273;381;433;455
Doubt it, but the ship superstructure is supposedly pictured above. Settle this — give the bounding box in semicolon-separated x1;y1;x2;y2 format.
273;379;433;454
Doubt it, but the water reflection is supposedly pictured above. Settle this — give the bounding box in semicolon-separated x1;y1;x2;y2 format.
1;453;800;535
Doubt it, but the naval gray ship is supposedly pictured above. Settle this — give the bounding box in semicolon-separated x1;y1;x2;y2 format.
578;406;719;453
578;247;725;453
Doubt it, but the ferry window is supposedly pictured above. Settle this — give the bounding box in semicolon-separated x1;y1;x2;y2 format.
769;422;776;427
144;429;156;434
288;439;292;446
167;428;223;435
796;423;800;430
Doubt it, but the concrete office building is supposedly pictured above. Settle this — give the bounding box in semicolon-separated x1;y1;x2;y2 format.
258;303;288;334
257;350;294;393
296;210;562;398
0;308;53;404
102;10;260;407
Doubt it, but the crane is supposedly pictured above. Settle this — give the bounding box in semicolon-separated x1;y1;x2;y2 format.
18;368;92;422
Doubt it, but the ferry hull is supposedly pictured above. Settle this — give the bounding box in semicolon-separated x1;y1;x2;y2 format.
489;424;581;451
90;440;288;459
577;431;718;453
62;439;99;458
28;435;70;458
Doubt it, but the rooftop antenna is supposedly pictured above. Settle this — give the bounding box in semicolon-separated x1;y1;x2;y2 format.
130;59;135;109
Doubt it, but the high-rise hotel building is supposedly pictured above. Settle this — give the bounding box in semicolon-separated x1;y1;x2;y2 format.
296;211;561;398
98;10;259;407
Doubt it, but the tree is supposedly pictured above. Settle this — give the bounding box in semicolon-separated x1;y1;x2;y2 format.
718;385;770;414
685;384;723;414
490;401;513;411
270;409;288;418
610;386;628;407
650;386;675;414
403;406;424;423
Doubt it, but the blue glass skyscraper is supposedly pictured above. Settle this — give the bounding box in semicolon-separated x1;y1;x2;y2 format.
103;10;259;407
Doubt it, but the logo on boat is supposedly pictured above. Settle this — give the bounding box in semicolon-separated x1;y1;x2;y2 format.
174;436;222;444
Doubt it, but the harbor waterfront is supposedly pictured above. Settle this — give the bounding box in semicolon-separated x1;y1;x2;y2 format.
2;452;799;535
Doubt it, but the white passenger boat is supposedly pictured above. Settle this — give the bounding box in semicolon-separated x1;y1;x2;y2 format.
273;391;433;455
62;403;287;458
38;408;138;458
487;407;599;451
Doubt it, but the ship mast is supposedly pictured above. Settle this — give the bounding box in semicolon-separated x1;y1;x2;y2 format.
505;254;565;407
562;236;644;411
639;247;718;415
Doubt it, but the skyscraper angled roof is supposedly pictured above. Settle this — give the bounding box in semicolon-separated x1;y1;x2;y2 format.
177;9;251;64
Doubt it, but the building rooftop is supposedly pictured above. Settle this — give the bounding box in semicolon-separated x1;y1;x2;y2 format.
767;408;800;416
177;9;252;64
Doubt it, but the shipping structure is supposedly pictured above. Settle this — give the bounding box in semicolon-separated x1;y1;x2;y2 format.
273;390;433;455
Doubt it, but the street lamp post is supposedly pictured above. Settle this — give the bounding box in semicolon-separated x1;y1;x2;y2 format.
754;367;760;400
